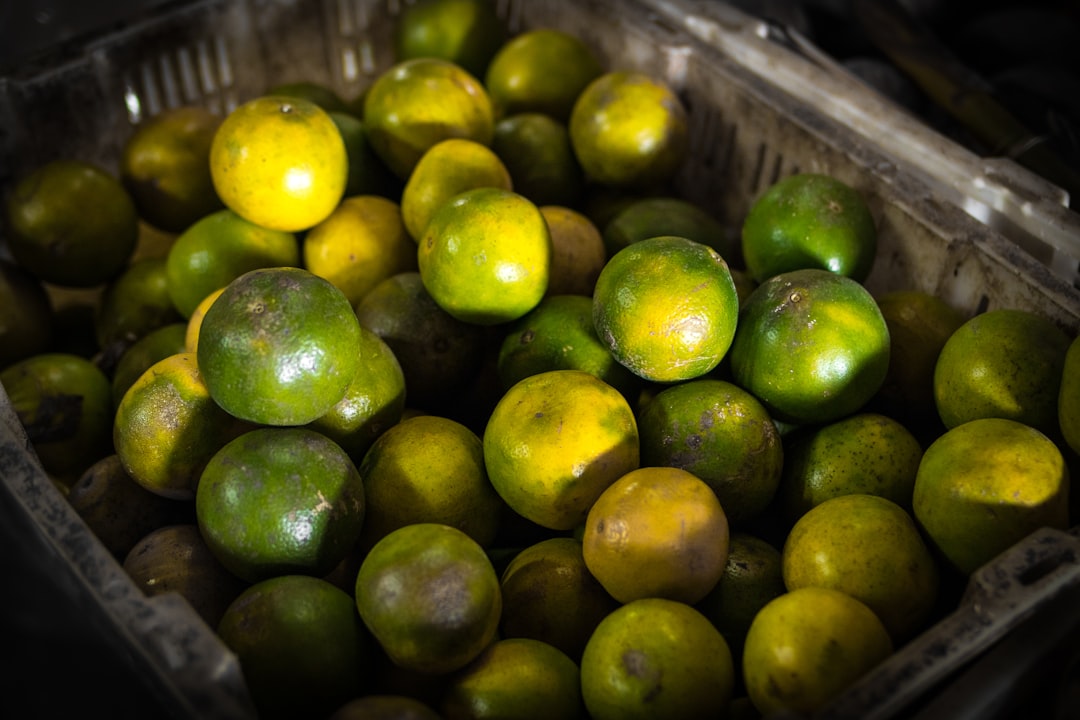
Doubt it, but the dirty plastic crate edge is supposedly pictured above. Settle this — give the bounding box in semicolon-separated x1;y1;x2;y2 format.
1;1;1079;718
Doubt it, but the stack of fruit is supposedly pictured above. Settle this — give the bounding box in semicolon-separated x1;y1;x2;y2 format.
0;0;1076;718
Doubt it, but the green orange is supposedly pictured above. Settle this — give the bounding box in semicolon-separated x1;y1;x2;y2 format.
912;417;1069;576
1;352;113;482
120;105;223;233
355;522;502;674
933;308;1071;436
569;72;688;190
0;260;52;368
210;95;347;232
484;28;603;122
5;159;138;287
592;235;739;383
113;352;251;499
602;196;730;259
580;597;735;720
395;0;507;79
363;58;495;180
217;574;368;719
729;268;890;425
492;114;585;209
540;206;606;297
95;256;182;349
196;267;362;426
483;369;640;531
741;173;877;283
165;208;299;318
496;293;642;401
782;493;939;643
418;187;551;325
636;378;783;526
196;427;366;582
110;322;188;407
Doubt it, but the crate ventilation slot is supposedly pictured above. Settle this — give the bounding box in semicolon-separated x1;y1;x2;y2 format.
122;35;235;123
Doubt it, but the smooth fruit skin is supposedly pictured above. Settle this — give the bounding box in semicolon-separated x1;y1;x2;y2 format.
197;267;362;426
482;369;640;531
933;308;1071;436
580;598;734;720
196;427;366;582
210;95;347;232
418;187;551;325
781;494;939;643
912;417;1069;576
569;72;688;190
395;0;507;79
741;173;877;283
729;268;890;425
6;160;138;288
742;587;893;716
355;523;502;675
120;105;223;233
592;236;740;383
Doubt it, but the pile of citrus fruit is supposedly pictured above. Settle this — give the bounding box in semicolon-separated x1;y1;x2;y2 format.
1;0;1077;718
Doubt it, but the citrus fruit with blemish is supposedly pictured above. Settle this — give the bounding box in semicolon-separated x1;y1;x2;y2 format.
165;208;299;318
496;294;642;401
395;0;507;79
328;111;402;199
741;173;877;283
777;412;923;523
695;532;785;667
184;286;225;353
355;522;502;675
933;308;1070;437
95;255;182;350
872;289;966;430
196;427;366;582
113;352;251;499
123;523;248;628
637;378;783;527
492;114;585;209
355;272;488;410
363;57;495;180
484;28;603;122
782;493;939;642
441;637;585;720
401;138;512;242
540;206;606;297
110;322;188;407
602;196;731;259
1;352;113;483
120;105;223;233
303;194;417;307
912;417;1070;576
482;369;640;531
197;267;362;426
592;235;739;383
210;95;347;232
0;259;53;368
217;575;368;720
355;414;503;552
418;187;550;325
5;159;138;287
569;71;688;190
498;536;619;662
742;587;893;716
67;454;191;560
582;466;730;604
306;324;406;463
1060;334;1080;455
729;268;891;425
580;597;735;720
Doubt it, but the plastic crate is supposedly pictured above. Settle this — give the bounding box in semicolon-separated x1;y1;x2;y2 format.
641;0;1080;294
1;1;1078;718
